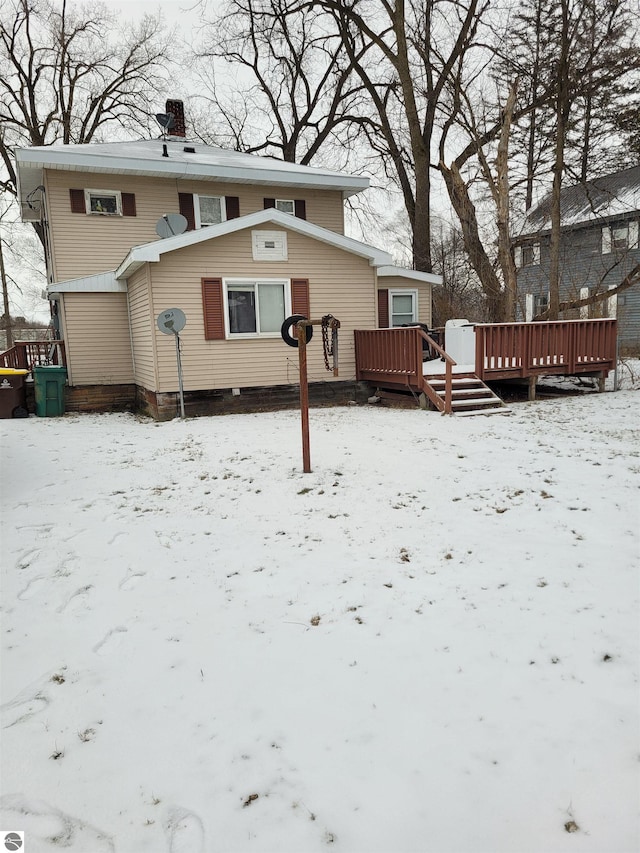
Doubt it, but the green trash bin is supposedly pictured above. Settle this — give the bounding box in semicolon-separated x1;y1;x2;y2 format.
33;365;67;417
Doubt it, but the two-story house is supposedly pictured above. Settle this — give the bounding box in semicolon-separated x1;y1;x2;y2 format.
15;100;439;419
514;165;640;355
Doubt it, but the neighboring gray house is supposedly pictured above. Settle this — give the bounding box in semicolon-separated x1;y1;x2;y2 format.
515;165;640;353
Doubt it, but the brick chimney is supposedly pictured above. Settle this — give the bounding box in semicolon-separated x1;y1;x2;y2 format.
165;99;186;138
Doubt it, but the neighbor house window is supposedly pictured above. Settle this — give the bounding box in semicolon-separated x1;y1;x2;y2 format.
85;189;122;215
195;195;226;227
602;221;639;253
515;242;541;267
225;279;289;336
390;290;418;326
525;292;549;321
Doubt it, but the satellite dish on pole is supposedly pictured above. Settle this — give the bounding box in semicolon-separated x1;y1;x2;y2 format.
155;112;175;131
157;308;186;335
155;213;188;239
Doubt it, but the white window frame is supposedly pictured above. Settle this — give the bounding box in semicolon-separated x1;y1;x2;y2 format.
389;289;418;327
195;194;227;228
602;221;639;254
525;292;549;321
252;230;288;261
515;242;541;268
223;278;291;339
85;189;122;216
275;199;295;215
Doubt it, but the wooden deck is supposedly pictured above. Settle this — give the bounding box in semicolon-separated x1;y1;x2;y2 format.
355;319;617;414
0;340;66;370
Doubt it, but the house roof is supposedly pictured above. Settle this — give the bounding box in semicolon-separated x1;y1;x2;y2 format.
114;208;395;280
520;165;640;236
16;138;370;220
48;270;123;295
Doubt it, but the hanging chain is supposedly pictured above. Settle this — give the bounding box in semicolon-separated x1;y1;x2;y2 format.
321;315;334;371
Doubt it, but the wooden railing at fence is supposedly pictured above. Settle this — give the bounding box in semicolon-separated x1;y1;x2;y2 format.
0;340;66;370
354;327;456;413
474;319;617;380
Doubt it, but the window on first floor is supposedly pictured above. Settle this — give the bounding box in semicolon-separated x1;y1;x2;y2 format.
225;279;290;336
389;290;418;327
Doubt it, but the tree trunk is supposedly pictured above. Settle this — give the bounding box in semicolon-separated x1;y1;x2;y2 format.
0;236;13;349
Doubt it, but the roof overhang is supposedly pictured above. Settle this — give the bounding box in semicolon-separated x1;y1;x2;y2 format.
377;265;442;285
15;140;370;221
115;209;394;280
47;270;124;295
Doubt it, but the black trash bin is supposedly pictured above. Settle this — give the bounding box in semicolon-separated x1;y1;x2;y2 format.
0;369;29;418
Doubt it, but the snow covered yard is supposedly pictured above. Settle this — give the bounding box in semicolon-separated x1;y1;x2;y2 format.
1;384;639;853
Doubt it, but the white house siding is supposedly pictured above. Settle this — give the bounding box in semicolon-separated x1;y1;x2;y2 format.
61;292;134;385
139;228;376;393
127;266;157;389
44;170;345;283
376;276;433;327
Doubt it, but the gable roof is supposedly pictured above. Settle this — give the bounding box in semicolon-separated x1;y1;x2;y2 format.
520;165;640;236
114;209;393;281
16;138;369;218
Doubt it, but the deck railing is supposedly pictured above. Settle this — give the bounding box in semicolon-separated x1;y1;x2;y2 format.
354;327;456;412
0;340;66;370
474;319;617;380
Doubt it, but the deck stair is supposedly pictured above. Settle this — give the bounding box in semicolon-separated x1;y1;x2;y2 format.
423;371;509;416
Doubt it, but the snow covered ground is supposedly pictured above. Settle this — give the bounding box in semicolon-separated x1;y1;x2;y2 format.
1;368;639;853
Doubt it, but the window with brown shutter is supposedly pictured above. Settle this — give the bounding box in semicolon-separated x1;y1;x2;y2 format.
291;278;310;317
69;189;86;214
294;200;306;220
264;198;276;209
122;193;137;217
179;193;196;231
201;278;225;340
378;289;389;328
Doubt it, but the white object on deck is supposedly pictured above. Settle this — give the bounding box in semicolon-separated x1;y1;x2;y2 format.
444;319;476;365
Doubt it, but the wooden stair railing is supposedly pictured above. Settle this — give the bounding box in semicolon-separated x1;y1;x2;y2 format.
0;340;65;370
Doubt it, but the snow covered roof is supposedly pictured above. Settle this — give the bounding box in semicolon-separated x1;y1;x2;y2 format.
16;138;370;219
520;165;640;236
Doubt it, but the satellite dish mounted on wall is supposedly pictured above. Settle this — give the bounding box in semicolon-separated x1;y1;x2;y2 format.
155;213;188;239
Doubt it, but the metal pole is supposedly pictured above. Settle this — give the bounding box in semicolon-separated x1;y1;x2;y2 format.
297;321;311;473
175;331;185;419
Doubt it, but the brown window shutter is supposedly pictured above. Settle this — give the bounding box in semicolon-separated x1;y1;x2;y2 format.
69;189;86;214
291;278;310;317
225;196;240;219
179;193;196;231
202;278;225;340
122;193;136;217
294;199;306;220
263;198;276;209
378;289;389;328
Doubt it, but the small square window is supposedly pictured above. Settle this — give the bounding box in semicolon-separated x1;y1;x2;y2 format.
275;199;295;215
86;190;121;215
533;294;549;316
197;195;225;227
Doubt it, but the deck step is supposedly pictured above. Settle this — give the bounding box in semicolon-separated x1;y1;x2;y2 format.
451;396;502;408
454;406;512;417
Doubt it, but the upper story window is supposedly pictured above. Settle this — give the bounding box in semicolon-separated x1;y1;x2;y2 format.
390;290;418;326
85;189;122;215
70;188;136;217
275;199;295;215
514;242;541;268
195;194;226;227
602;220;639;253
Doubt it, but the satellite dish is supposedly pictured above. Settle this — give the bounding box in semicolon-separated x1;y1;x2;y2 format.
155;213;188;239
155;112;175;131
157;308;187;335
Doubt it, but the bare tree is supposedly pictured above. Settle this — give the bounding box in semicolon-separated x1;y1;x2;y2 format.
191;0;372;168
0;0;175;247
